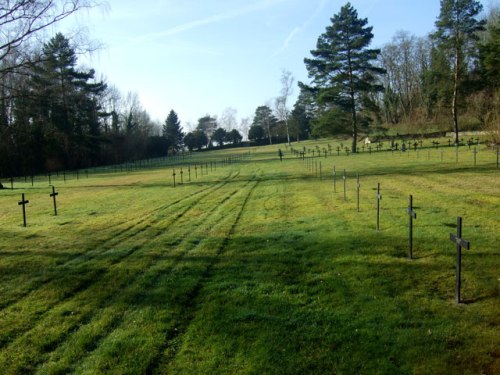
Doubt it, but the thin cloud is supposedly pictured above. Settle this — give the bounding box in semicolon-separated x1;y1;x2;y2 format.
273;0;329;56
133;0;287;42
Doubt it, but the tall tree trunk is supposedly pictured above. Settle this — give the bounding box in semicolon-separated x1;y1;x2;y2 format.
452;45;460;145
348;62;357;153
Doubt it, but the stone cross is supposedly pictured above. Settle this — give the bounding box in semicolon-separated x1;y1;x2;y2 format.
50;186;59;216
376;183;382;231
406;195;417;259
18;193;29;227
450;216;471;304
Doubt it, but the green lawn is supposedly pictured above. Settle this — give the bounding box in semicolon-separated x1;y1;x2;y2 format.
0;140;498;374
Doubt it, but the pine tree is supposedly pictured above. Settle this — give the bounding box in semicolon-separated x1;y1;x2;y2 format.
303;2;384;152
433;0;485;144
163;110;184;154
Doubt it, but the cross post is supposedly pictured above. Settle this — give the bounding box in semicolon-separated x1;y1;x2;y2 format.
356;174;360;212
450;216;471;304
18;193;29;227
180;168;184;184
333;166;337;193
406;195;417;259
50;186;59;216
173;169;176;187
188;165;191;182
473;147;477;167
376;183;382;231
343;169;346;201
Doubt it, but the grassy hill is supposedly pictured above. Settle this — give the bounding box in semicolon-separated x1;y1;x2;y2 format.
0;139;498;374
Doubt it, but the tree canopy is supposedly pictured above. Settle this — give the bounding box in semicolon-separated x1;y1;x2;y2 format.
303;2;384;152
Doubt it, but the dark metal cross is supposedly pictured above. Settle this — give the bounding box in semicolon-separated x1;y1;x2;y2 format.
195;165;198;178
172;169;176;187
336;146;341;156
333;166;337;193
18;193;29;227
342;169;347;201
356;174;360;212
406;195;417;259
450;217;471;304
376;183;382;231
50;186;59;216
188;165;191;182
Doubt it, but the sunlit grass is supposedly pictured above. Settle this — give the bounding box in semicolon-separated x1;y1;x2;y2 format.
0;139;498;374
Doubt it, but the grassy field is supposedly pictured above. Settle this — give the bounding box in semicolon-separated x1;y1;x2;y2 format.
0;139;498;374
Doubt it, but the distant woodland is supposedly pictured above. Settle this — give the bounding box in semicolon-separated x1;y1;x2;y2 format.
1;1;499;178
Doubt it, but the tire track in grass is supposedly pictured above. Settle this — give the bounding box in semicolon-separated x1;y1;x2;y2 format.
0;171;240;312
144;175;261;375
0;174;255;373
0;172;244;351
33;173;259;375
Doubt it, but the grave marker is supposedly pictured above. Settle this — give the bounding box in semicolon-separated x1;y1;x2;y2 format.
473;147;477;166
343;169;347;201
180;168;184;184
172;169;176;187
376;183;382;231
356;174;360;212
333;166;337;193
449;216;471;304
18;193;29;227
406;195;417;259
50;186;59;216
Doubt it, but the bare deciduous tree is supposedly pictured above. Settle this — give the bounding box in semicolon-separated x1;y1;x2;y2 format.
275;69;294;145
1;0;100;77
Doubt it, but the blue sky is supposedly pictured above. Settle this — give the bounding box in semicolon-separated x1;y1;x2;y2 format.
65;0;488;130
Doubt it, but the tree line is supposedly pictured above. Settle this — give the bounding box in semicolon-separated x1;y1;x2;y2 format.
1;1;499;180
248;1;499;152
0;2;244;179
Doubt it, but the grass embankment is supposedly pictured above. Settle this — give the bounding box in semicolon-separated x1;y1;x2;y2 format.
0;140;498;374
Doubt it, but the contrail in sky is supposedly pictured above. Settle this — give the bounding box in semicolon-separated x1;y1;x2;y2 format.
134;0;287;42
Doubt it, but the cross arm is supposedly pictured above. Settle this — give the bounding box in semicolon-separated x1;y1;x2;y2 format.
450;234;470;250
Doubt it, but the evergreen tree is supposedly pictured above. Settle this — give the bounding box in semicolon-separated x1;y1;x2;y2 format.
303;2;384;152
163;110;184;154
227;129;243;145
248;124;265;142
433;0;485;144
28;33;106;169
211;128;227;147
252;105;277;145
